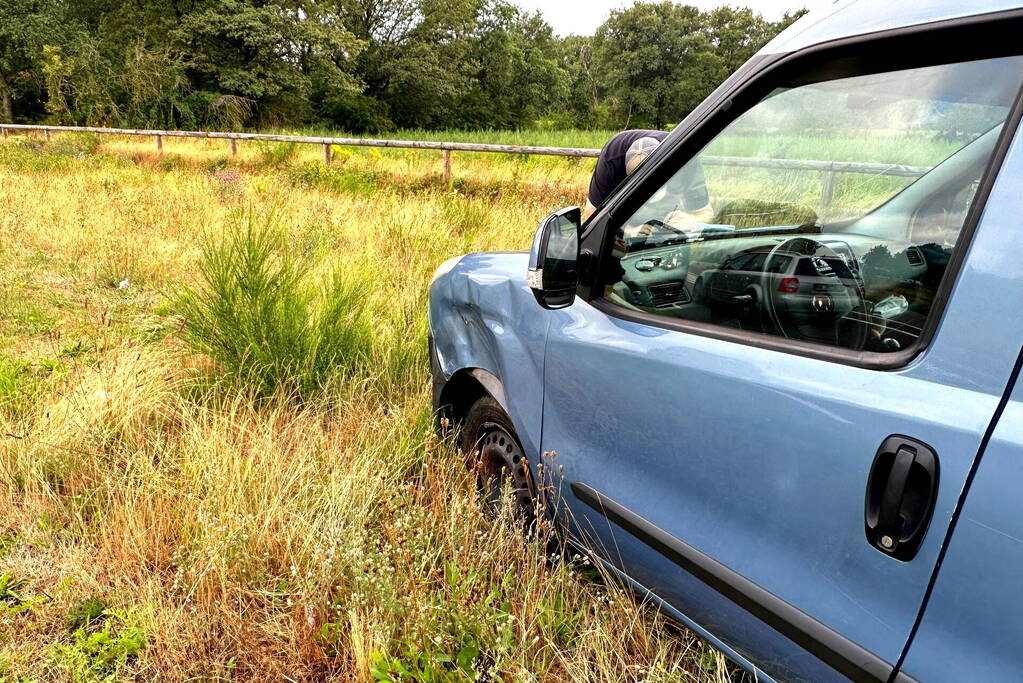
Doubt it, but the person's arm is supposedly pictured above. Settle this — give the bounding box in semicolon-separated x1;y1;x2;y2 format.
584;145;615;223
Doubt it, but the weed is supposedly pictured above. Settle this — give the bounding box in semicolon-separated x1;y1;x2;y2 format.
538;592;584;647
370;645;478;682
153;298;173;316
0;133;116;173
0;573;28;607
0;358;30;406
38;358;64;374
89;245;161;292
254;139;300;166
289;162;378;196
0;130;720;681
50;611;145;681
49;133;102;157
60;341;93;359
713;198;818;228
67;597;108;632
176;213;373;399
157;154;184;171
330;145;353;163
0;285;57;335
203;156;231;174
211;168;246;203
0;572;45;615
0;532;16;558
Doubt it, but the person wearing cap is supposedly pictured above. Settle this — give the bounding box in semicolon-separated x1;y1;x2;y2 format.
583;129;667;221
583;129;714;233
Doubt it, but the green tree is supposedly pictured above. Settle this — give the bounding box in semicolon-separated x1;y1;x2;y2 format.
41;35;123;125
453;2;568;129
772;9;809;35
175;0;364;126
593;2;718;128
331;0;480;130
328;0;565;131
555;35;614;128
5;0;805;131
0;0;69;122
704;6;773;83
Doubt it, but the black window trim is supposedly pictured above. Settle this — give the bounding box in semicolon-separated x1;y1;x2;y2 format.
578;9;1023;371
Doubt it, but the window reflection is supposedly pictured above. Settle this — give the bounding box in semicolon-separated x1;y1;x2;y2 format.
603;57;1023;354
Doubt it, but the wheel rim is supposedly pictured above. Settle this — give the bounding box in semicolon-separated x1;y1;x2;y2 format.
476;423;534;522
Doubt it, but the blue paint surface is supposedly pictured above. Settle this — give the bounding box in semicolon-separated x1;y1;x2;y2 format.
901;389;1023;681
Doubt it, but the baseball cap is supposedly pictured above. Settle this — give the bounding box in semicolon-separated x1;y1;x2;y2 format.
625;136;662;174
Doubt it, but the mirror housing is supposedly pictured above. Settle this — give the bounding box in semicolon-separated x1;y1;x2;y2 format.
527;207;580;309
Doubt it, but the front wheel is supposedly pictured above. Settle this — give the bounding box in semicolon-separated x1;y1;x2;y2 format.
460;396;537;527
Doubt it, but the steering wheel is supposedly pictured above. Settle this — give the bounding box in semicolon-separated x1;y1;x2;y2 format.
761;237;877;349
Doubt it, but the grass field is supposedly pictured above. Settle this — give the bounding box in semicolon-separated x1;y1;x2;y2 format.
0;131;752;682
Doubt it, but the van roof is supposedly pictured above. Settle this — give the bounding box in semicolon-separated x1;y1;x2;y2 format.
759;0;1023;55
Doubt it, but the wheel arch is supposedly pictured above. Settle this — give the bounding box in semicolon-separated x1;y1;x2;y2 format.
438;367;510;425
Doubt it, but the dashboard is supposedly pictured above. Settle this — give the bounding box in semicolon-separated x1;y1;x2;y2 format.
613;227;936;330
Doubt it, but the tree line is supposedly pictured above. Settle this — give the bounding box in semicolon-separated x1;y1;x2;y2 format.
0;0;804;132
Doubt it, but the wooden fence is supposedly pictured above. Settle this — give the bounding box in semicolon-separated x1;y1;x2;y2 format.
0;123;931;212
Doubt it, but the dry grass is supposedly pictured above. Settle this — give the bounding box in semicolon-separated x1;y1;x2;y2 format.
0;133;740;681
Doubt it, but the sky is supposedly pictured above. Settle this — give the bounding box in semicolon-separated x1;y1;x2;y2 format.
514;0;837;36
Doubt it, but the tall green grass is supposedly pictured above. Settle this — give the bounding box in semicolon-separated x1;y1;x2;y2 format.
177;214;373;399
254;138;301;166
0;131;733;680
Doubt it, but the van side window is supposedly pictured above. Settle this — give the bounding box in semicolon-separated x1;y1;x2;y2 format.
603;56;1023;354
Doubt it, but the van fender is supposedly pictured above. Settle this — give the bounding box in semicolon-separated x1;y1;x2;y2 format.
428;251;548;460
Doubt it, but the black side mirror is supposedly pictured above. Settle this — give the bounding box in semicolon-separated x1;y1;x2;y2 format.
527;207;580;309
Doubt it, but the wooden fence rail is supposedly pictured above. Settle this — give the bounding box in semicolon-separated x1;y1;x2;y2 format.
0;123;931;212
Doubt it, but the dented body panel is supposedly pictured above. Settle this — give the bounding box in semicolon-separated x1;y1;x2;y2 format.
428;251;548;458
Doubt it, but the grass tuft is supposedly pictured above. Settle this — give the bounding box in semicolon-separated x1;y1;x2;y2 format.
177;213;373;400
254;139;301;166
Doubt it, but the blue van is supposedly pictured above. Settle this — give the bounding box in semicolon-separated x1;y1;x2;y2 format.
428;2;1023;680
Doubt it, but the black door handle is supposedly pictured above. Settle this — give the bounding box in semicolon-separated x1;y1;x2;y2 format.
865;436;939;561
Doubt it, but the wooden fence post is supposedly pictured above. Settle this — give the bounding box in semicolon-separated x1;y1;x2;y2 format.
155;135;163;152
323;143;332;166
1;128;7;139
44;129;50;141
443;149;451;183
230;138;238;156
820;162;836;215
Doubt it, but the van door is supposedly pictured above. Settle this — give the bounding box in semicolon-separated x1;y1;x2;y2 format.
540;54;1023;681
898;359;1023;682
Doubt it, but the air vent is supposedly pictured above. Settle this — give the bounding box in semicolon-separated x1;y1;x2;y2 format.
648;282;691;308
906;248;923;266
